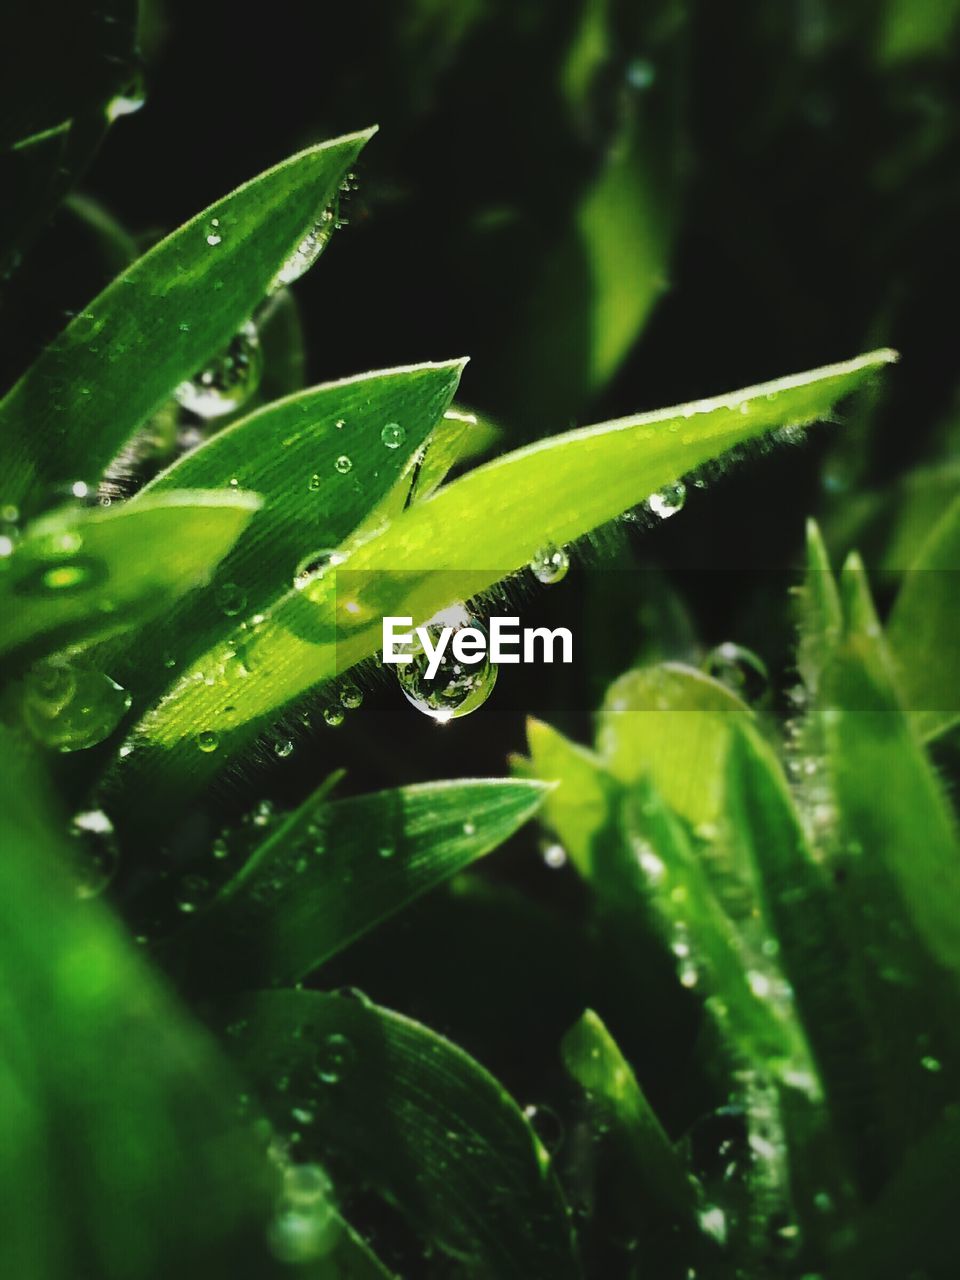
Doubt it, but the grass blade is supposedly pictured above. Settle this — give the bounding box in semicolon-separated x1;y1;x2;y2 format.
177;779;548;987
0;128;375;507
0;490;260;663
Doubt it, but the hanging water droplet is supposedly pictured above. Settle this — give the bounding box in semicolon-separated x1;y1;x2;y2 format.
340;684;362;710
23;660;131;752
322;706;344;727
334;454;352;475
395;605;498;722
314;1032;355;1084
702;642;769;704
294;549;342;591
380;421;405;449
215;581;247;617
196;729;220;753
648;479;687;519
174;320;263;419
273;736;294;759
68;808;119;899
270;204;338;290
529;544;569;585
283;1163;333;1206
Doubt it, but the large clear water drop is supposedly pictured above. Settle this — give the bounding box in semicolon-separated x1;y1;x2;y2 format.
395;605;498;722
174;320;263;419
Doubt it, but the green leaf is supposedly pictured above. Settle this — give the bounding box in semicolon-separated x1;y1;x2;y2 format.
723;722;877;1201
561;1008;697;1227
115;350;896;811
887;491;960;742
178;779;548;987
0;726;308;1278
596;662;755;835
796;519;843;695
224;990;583;1280
104;361;464;707
877;0;960;63
0;128;375;508
0;490;260;663
521;716;610;877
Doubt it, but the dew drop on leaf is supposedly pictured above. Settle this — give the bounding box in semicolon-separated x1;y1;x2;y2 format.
272;736;294;759
648;479;687;519
68;808;119;899
529;544;569;585
340;683;362;710
395;606;498;722
322;706;345;728
196;729;220;753
270;204;338;291
380;421;405;449
294;549;342;591
334;454;352;475
205;216;222;247
702;642;769;703
314;1032;355;1084
23;660;131;752
215;581;247;617
308;473;321;491
174;320;262;419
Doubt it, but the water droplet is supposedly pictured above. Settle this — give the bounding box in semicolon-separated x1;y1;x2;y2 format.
377;844;395;859
23;660;131;752
702;642;769;703
196;729;220;753
68;809;119;898
648;479;687;519
177;873;210;913
205;216;222;247
212;835;230;859
334;454;352;475
308;473;321;491
314;1032;355;1084
273;737;294;759
174;320;262;419
543;843;567;869
215;581;247;617
463;820;476;836
322;706;344;727
395;605;498;722
921;1055;942;1073
529;544;569;585
14;554;107;596
626;57;656;90
294;549;342;591
340;684;362;710
380;421;405;449
283;1163;332;1205
271;205;338;290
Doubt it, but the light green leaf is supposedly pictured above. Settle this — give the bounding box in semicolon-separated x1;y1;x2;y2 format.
104;361;464;707
521;716;610;877
177;779;548;987
114;350;896;812
887;491;960;742
0;128;375;508
224;990;583;1280
0;490;260;663
596;662;754;834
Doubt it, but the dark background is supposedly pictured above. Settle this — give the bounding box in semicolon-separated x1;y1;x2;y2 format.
3;8;959;1267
